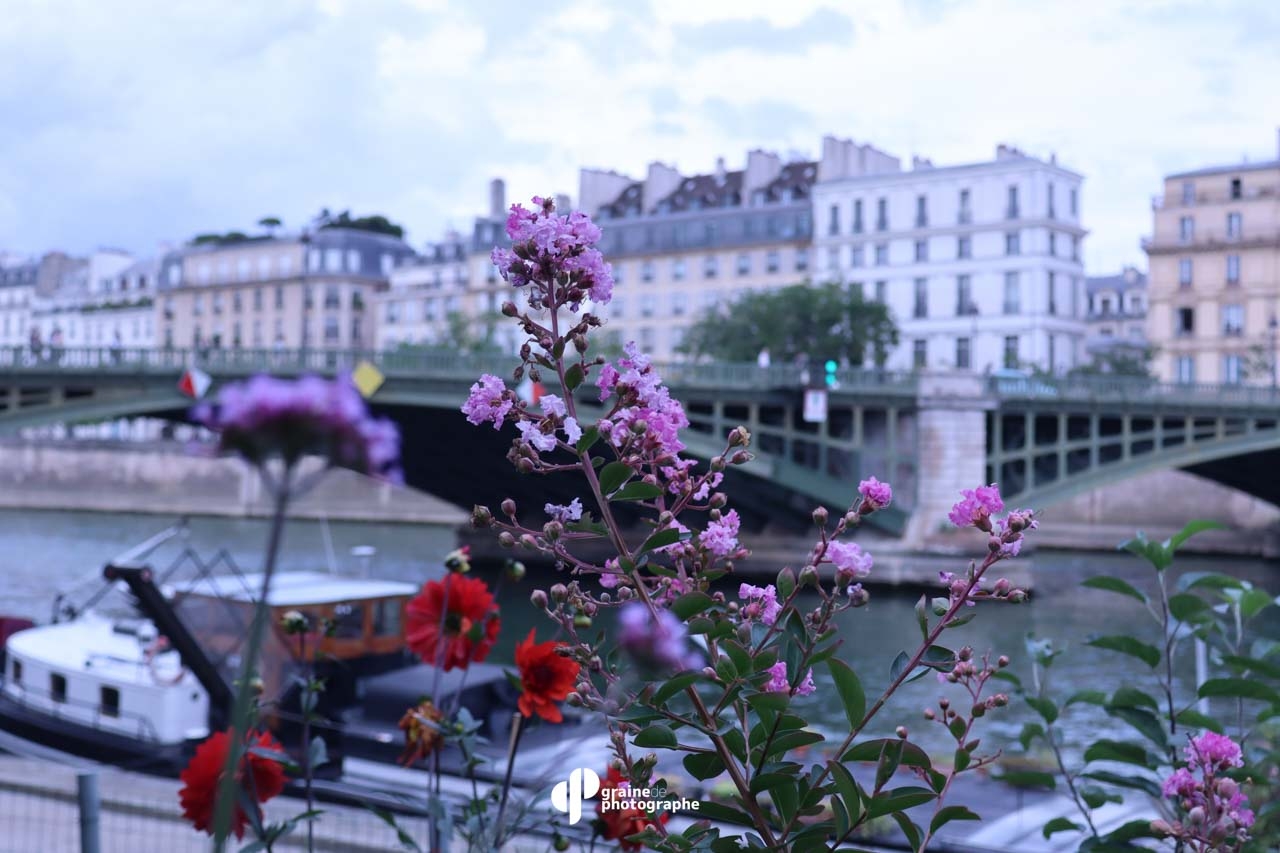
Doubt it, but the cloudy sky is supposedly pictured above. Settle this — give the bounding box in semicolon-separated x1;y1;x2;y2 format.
1;0;1277;273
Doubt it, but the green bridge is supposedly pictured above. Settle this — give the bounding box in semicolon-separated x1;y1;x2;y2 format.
3;346;1279;543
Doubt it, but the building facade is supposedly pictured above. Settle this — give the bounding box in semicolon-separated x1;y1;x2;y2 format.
1084;267;1147;361
157;228;414;351
1144;146;1280;384
0;259;36;347
812;142;1088;374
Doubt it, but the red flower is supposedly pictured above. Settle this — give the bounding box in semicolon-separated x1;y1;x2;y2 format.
596;767;669;851
178;729;287;839
515;628;580;723
405;573;500;671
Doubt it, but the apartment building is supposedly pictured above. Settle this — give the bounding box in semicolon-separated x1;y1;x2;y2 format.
0;258;36;347
1144;141;1280;383
813;142;1088;374
376;180;512;352
157;228;414;350
1084;267;1147;360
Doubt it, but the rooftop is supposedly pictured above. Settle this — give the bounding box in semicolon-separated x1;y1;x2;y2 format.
1167;159;1280;180
1086;267;1147;294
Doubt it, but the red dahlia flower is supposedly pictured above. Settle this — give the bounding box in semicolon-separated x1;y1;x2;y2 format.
178;729;287;839
515;628;580;723
596;767;669;851
405;573;500;670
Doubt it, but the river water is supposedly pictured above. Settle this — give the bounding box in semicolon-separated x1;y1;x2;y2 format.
2;507;1275;761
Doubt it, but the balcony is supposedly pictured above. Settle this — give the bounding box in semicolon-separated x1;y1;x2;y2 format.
1142;231;1280;254
1152;185;1278;209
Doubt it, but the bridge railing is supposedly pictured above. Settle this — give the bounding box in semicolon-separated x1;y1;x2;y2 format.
0;346;920;394
989;373;1280;408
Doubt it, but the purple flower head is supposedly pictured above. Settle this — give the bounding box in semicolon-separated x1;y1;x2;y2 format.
197;374;400;480
858;476;893;512
1161;767;1197;799
700;510;741;558
462;374;512;429
596;364;620;401
1186;731;1243;771
764;662;816;697
738;583;781;626
540;394;566;418
492;197;613;311
544;498;583;523
515;420;558;453
948;484;1005;532
827;540;873;581
562;416;583;445
618;604;698;671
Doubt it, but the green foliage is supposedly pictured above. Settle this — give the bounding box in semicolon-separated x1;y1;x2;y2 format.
677;281;898;366
1068;344;1157;379
314;208;406;239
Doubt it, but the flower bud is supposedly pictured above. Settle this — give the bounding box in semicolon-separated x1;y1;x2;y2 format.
550;584;568;602
1149;820;1174;837
923;708;935;720
798;565;820;588
573;333;588;353
519;533;538;550
631;419;649;435
501;301;519;317
505;560;526;582
896;726;908;739
971;703;985;717
993;577;1011;596
471;505;494;528
543;520;563;541
730;450;752;465
280;610;308;635
498;531;516;548
997;655;1010;668
964;739;980;753
1188;806;1205;826
957;646;973;662
728;426;751;448
531;589;548;609
812;507;828;527
847;585;870;607
1008;590;1027;604
573;614;592;629
444;547;471;573
501;498;518;518
709;492;728;508
517;458;535;474
553;834;571;851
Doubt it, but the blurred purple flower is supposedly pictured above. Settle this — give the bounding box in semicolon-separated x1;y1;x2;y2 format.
462;374;512;429
857;476;892;512
827;540;873;581
618;604;698;672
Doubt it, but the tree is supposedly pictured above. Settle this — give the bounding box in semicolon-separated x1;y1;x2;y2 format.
313;209;406;239
1068;344;1157;379
678;281;897;367
258;216;282;235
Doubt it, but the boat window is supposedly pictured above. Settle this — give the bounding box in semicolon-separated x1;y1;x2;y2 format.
332;603;364;640
100;686;120;718
373;599;401;637
51;673;67;703
11;659;20;685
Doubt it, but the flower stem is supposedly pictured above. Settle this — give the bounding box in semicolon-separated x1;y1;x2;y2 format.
494;712;526;835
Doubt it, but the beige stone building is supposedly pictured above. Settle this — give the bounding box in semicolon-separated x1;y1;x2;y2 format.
157;228;414;351
1145;144;1280;383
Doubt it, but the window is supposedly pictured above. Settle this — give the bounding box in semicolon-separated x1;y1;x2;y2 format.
1003;335;1019;369
956;275;974;315
236;258;251;281
765;251;779;273
347;249;360;272
11;658;21;686
671;293;687;316
1048;233;1057;256
874;280;887;303
1048;272;1058;315
1181;181;1195;205
279;255;293;277
253;288;263;311
1048;335;1056;372
100;685;120;718
1223;354;1242;384
851;244;865;268
795;248;809;272
325;248;342;273
828;203;840;235
1227;254;1240;285
1227;212;1242;239
1071;235;1080;261
641;294;657;317
915;195;928;228
51;673;67;703
957;236;971;259
874;243;888;266
853;199;864;233
233;291;242;313
323;315;339;342
274;286;284;309
956;337;971;369
1100;296;1113;315
1179;216;1194;243
672;259;686;281
373;599;402;636
381;253;394;276
912;339;927;368
309;248;322;271
958;189;971;224
736;253;751;276
212;292;223;314
1176;307;1195;337
1006;185;1019;219
1179;258;1193;288
827;247;841;271
611;297;625;318
1222;304;1243;336
1005;232;1020;256
641;261;654;283
639;326;655;349
913;277;928;318
1003;272;1021;314
1176;356;1195;383
914;239;928;262
1047;183;1056;219
1230;177;1242;200
385;301;399;324
332;603;365;639
876;198;888;231
193;293;203;316
423;298;437;321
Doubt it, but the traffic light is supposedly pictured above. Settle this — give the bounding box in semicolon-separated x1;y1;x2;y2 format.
824;359;838;389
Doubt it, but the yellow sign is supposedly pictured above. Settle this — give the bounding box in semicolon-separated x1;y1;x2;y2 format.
352;360;386;399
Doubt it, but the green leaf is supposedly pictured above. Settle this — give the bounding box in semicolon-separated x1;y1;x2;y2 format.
1080;785;1121;809
1081;576;1148;604
671;591;715;621
1239;588;1278;620
652;671;701;705
1174;709;1224;733
370;807;425;853
1043;816;1082;839
1103;818;1162;844
612;481;664;502
865;786;936;819
574;425;600;454
598;461;633;495
1086;634;1160;668
892;813;922;850
1220;653;1280;681
953;747;970;772
1109;686;1159;712
1081;770;1161;798
1168;592;1213;623
993;769;1056;789
563;362;585;391
683;752;726;781
1166;519;1225;550
827;659;866;730
827;760;864;823
1178;571;1245;593
1083;739;1152;768
1065;689;1108;707
1197;678;1280;704
842;739;932;770
776;568;796;599
874;740;904;790
633;725;678;748
1105;706;1167;749
1026;696;1059;724
1120;531;1171;571
1017;722;1045;751
638;527;689;555
914;594;929;642
931;806;980;834
747;692;790;714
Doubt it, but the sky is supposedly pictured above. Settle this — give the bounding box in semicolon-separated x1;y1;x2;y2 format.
1;0;1278;274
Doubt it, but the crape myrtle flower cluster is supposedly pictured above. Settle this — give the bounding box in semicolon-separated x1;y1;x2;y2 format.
1152;732;1254;850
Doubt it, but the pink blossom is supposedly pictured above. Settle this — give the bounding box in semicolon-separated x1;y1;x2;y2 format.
545;498;583;523
764;662;816;696
700;510;740;558
618;604;698;671
562;416;583;445
492;197;613;308
540;395;566;418
461;374;512;429
827;540;873;580
947;484;1005;530
858;476;892;511
1161;767;1197;799
738;583;781;625
515;420;557;452
596;364;620;400
1186;731;1243;771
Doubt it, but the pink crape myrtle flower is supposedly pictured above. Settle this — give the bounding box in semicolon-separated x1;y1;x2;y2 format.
826;540;873;581
618;604;699;671
947;484;1005;531
1186;731;1244;771
544;498;583;523
461;374;512;429
764;662;816;697
858;477;892;512
700;510;740;558
738;583;781;625
490;197;613;307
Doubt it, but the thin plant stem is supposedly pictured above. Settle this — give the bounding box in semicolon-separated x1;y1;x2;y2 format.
299;632;315;853
494;712;526;835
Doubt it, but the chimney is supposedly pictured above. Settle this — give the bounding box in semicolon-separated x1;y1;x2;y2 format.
489;178;506;219
644;162;683;212
744;150;782;200
555;193;572;213
578;168;635;217
714;156;727;185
